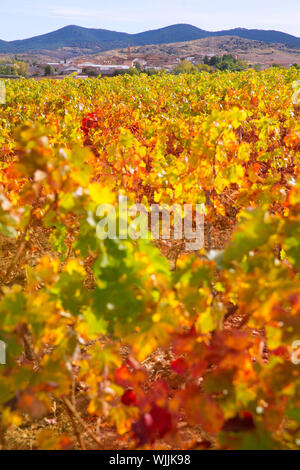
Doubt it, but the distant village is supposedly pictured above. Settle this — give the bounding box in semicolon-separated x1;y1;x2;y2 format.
0;46;250;79
29;46;211;78
0;44;299;79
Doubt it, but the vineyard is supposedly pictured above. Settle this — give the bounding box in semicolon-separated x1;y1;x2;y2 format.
0;69;300;450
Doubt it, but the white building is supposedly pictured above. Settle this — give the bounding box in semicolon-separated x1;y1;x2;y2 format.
79;63;131;76
61;65;83;75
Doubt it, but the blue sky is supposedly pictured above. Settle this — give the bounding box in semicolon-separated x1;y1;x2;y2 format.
0;0;299;41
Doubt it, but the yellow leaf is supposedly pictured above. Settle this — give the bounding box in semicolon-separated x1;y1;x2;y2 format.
88;183;115;205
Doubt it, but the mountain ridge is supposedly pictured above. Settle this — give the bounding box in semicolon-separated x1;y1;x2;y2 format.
0;24;299;54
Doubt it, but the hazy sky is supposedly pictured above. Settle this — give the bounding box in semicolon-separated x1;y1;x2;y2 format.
0;0;299;41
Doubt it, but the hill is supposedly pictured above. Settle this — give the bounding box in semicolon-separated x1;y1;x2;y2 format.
74;36;300;69
213;27;300;47
0;24;299;56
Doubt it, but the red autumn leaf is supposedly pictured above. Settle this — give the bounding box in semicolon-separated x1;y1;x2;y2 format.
272;346;289;358
171;358;188;375
81;113;100;136
114;365;132;387
132;405;172;445
122;390;138;406
149;405;172;438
